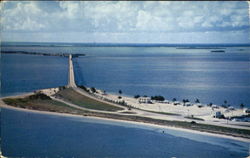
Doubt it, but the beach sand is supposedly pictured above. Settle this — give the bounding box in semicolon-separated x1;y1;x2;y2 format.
1;102;249;143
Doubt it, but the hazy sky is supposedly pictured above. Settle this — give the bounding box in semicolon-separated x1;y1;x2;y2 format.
1;1;250;44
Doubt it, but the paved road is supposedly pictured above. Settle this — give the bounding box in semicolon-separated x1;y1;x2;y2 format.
67;54;77;88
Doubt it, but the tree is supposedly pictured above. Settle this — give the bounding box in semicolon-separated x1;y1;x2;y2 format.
91;87;96;93
134;95;140;99
119;90;122;95
240;103;245;109
172;98;177;102
208;102;213;107
195;98;200;103
183;99;189;104
151;95;165;101
224;100;227;105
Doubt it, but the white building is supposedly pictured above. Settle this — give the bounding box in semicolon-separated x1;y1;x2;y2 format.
185;102;192;106
213;111;223;118
173;101;181;105
138;97;152;104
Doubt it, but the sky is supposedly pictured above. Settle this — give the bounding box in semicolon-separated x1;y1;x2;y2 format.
1;1;250;44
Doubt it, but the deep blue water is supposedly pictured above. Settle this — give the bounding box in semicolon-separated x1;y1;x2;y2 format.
1;53;68;97
1;108;249;158
1;44;250;108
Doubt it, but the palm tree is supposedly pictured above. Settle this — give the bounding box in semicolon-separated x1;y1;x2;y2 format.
224;100;227;105
208;102;213;107
240;103;244;109
118;90;122;95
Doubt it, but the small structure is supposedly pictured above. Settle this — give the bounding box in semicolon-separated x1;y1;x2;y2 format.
244;108;250;114
195;103;204;108
173;101;181;105
162;100;170;104
138;97;152;104
185;102;192;106
212;104;219;109
228;106;235;110
213;111;224;118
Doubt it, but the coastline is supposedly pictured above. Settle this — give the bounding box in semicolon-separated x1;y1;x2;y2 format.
1;103;249;143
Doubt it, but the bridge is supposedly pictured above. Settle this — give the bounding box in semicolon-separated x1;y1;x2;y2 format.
67;54;77;88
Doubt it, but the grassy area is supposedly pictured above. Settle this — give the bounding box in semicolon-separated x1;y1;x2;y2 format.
56;88;124;112
2;94;83;114
137;108;180;116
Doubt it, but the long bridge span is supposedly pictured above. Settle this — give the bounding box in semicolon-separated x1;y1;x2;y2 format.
67;54;77;88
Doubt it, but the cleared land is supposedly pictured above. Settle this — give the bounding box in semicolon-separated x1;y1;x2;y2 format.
55;88;124;112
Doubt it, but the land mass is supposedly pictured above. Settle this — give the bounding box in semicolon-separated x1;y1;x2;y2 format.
1;86;250;141
1;51;85;58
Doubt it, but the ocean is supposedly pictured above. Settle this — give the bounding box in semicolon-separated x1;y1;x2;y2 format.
1;42;250;108
1;108;249;158
1;42;250;158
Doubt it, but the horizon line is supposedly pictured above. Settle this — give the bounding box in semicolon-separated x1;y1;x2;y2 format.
1;41;250;45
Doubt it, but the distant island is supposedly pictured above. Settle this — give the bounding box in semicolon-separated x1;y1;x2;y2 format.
1;51;85;58
211;50;226;53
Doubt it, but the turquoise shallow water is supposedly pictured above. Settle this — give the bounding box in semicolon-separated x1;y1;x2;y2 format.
1;108;249;158
1;44;250;108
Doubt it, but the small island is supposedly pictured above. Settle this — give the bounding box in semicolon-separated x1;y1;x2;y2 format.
211;50;225;53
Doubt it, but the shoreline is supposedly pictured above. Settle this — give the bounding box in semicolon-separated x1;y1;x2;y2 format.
1;103;249;143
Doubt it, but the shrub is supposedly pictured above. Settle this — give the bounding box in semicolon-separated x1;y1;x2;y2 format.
134;95;140;99
78;85;88;92
29;93;51;100
91;87;96;93
151;95;165;101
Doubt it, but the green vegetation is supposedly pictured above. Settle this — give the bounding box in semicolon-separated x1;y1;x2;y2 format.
240;103;245;109
78;85;89;92
182;99;189;104
56;88;124;111
151;95;165;101
2;91;250;139
2;93;81;114
195;98;200;103
91;87;97;93
134;95;140;99
118;90;122;95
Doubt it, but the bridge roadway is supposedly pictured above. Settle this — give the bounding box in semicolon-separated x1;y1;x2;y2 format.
67;54;77;88
65;54;128;112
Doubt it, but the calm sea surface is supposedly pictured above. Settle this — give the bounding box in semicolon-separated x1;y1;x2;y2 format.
1;43;250;158
1;44;250;108
1;108;249;158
